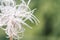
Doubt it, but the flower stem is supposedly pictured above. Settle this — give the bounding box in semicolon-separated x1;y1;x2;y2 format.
10;36;13;40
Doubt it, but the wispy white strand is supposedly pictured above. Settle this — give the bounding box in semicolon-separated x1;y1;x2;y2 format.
27;0;31;5
0;0;39;40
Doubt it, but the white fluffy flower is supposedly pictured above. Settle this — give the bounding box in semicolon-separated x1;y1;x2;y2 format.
0;0;40;40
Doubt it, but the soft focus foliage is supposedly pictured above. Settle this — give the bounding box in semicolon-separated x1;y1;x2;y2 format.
0;0;60;40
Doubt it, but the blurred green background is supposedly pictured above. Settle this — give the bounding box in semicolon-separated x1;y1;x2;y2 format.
0;0;60;40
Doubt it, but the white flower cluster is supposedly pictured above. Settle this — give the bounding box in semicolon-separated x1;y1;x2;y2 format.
0;0;39;40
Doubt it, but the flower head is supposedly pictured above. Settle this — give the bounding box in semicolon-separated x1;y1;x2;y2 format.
0;0;40;40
